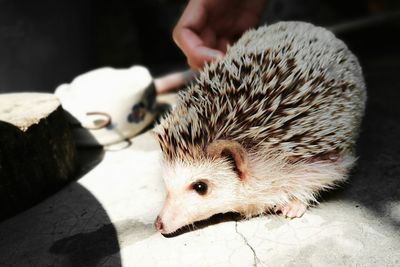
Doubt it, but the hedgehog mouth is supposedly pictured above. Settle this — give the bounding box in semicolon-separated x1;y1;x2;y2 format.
161;212;241;237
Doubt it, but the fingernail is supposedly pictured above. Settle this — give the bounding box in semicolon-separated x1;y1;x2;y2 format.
201;48;224;60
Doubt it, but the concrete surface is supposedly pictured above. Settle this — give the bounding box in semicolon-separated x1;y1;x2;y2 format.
0;85;400;267
1;36;400;266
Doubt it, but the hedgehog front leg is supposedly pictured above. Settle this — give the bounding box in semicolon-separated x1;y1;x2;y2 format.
275;199;308;219
264;153;355;219
273;153;355;219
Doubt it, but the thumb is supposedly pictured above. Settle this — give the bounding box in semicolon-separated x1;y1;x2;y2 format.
189;46;224;70
197;46;224;62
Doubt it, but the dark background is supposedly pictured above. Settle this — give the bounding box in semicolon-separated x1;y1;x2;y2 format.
0;0;399;93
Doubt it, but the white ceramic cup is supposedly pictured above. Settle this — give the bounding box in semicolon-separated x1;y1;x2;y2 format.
55;66;157;146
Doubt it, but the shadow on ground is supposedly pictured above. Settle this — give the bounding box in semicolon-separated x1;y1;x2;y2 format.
0;147;123;267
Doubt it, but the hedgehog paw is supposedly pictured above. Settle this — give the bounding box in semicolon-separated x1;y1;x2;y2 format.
275;200;307;219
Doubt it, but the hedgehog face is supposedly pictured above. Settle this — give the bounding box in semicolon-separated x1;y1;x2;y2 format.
155;159;239;234
155;140;249;235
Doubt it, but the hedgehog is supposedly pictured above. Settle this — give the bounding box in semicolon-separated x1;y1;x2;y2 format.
153;21;366;235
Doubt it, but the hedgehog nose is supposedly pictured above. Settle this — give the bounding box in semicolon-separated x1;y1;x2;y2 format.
155;216;164;232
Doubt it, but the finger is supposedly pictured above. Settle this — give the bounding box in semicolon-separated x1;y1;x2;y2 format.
172;0;224;70
172;1;208;68
187;46;224;70
173;27;203;55
173;0;206;49
217;37;231;53
187;58;202;71
177;28;223;69
200;27;217;48
180;0;207;31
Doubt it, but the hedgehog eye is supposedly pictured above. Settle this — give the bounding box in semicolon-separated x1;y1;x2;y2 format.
192;181;208;195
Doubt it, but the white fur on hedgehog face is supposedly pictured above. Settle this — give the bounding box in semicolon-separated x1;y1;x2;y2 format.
157;158;241;234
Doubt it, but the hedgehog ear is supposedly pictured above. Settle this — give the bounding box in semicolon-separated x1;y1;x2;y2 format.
207;140;249;181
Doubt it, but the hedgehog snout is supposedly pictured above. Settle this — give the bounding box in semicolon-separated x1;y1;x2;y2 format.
154;215;165;233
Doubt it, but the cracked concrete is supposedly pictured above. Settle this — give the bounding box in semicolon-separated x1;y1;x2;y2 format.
1;40;400;265
235;222;262;267
0;123;398;266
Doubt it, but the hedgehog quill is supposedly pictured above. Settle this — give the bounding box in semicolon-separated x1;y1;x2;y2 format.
153;21;366;235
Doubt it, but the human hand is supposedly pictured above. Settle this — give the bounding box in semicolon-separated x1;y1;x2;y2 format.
173;0;267;70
